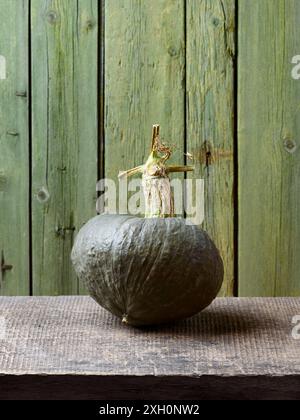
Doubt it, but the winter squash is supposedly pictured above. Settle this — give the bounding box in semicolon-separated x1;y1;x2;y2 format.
71;125;223;326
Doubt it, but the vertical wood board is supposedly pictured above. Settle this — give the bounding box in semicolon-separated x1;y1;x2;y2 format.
31;0;98;295
186;0;236;296
239;0;300;296
105;0;186;217
0;0;30;295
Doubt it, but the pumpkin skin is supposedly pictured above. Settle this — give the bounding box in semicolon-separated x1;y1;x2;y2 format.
71;214;223;326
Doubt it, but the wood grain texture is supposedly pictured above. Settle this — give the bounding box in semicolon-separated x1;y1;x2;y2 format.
105;0;186;215
186;0;235;296
0;0;30;295
31;0;98;295
238;0;300;296
0;296;300;399
0;296;299;377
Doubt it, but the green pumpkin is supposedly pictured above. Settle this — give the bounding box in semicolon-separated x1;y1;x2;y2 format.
71;214;223;326
71;125;224;326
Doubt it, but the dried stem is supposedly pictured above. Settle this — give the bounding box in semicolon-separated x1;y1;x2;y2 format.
119;124;195;218
118;165;143;179
151;124;160;151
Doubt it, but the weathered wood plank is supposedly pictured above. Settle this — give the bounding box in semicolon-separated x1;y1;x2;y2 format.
31;0;98;295
0;0;30;295
1;375;300;400
0;296;299;398
105;0;185;215
186;0;235;296
238;0;300;296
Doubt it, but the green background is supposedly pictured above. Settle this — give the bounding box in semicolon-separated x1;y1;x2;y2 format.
1;0;300;297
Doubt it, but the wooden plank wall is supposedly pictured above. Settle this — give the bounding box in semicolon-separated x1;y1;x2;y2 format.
105;0;235;296
0;0;299;297
238;0;300;296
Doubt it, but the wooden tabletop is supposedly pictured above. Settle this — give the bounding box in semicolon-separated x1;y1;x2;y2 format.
0;296;299;400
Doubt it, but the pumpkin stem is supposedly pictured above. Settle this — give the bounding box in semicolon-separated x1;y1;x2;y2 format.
151;124;160;151
119;124;195;218
118;165;143;179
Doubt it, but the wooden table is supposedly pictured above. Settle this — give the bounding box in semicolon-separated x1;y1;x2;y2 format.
0;296;299;400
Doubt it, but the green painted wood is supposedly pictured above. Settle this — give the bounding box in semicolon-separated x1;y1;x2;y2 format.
105;0;185;215
31;0;98;295
239;0;300;296
0;0;30;295
186;0;235;296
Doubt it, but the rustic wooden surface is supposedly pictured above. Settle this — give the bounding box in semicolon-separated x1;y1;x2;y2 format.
238;0;300;296
31;0;98;295
0;296;299;399
186;0;235;296
0;0;30;295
